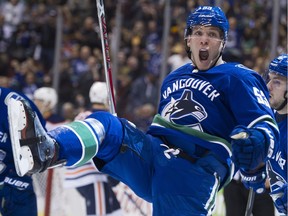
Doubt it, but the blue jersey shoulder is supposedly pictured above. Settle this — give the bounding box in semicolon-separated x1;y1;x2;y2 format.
166;62;262;82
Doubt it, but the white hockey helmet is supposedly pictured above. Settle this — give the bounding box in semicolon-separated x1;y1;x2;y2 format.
89;82;108;106
33;87;58;110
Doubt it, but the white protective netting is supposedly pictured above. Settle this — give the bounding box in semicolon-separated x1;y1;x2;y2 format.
33;167;86;216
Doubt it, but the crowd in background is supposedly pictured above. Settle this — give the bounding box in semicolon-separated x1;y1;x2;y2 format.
0;0;287;130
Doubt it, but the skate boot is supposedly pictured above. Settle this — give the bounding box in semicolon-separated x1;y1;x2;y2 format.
8;98;66;177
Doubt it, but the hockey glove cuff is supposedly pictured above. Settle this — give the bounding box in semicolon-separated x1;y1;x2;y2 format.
230;125;269;170
239;166;267;194
270;183;287;214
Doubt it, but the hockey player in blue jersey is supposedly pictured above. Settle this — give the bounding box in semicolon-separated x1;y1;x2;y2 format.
266;54;287;215
235;54;287;215
0;87;46;216
7;6;279;215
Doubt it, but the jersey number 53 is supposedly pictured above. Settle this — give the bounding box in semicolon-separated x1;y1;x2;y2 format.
253;87;270;108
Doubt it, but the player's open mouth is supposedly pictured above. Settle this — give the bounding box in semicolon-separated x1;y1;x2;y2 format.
199;50;209;61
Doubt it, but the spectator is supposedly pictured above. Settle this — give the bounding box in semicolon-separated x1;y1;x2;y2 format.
0;0;26;39
77;55;102;106
35;7;57;72
0;75;10;87
125;70;159;131
70;45;92;86
74;16;101;49
168;43;191;72
21;71;38;100
61;102;76;122
223;16;242;62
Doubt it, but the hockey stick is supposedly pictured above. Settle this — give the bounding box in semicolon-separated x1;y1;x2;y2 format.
96;0;117;115
230;139;255;216
245;188;255;216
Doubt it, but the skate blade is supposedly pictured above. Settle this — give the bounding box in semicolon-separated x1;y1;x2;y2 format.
8;98;34;176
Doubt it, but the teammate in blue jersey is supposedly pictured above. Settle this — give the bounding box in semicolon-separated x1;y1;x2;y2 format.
267;54;288;215
7;6;279;215
237;54;287;215
0;87;46;216
266;54;287;215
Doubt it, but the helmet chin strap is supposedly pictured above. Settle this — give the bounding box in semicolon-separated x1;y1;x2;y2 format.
275;90;287;111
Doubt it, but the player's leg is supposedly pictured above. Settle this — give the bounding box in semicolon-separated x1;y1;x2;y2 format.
49;111;124;167
151;148;229;215
9;99;154;200
8;98;65;176
93;118;155;201
8;98;123;175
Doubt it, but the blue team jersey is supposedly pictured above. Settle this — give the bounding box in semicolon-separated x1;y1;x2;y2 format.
48;62;279;214
267;113;287;191
0;87;46;184
149;62;279;167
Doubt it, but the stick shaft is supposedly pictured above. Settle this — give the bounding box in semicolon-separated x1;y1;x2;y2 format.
232;130;255;216
96;0;116;115
245;188;255;216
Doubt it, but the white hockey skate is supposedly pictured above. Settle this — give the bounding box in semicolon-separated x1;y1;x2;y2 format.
8;98;64;177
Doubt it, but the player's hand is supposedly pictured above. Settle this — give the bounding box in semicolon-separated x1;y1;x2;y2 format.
230;125;268;170
270;183;287;214
239;166;267;194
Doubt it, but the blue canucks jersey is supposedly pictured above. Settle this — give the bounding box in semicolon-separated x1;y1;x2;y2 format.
149;62;279;167
44;62;280;215
267;113;287;193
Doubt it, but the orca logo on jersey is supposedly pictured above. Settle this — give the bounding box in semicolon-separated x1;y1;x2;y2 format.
161;89;207;129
